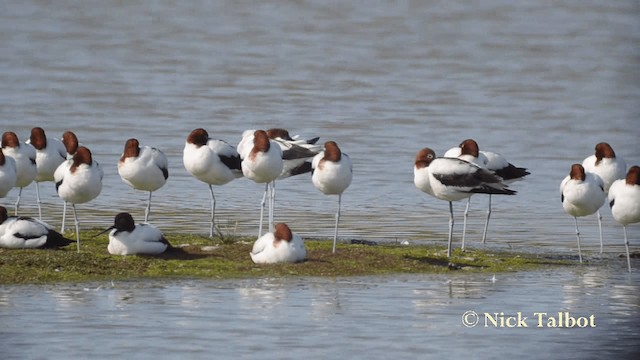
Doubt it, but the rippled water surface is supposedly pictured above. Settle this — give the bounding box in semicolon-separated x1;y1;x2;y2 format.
0;0;639;357
2;268;639;359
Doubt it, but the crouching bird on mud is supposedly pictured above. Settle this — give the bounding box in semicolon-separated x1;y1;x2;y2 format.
250;222;307;264
97;212;173;256
0;205;74;249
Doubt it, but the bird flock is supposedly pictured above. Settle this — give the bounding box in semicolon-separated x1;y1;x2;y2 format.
0;127;637;271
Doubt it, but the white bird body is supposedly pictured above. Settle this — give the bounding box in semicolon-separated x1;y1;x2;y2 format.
560;167;606;218
238;130;284;183
0;149;17;197
106;212;170;255
582;142;626;193
27;127;67;183
1;132;37;189
311;147;353;195
608;166;640;272
55;152;103;205
250;223;307;264
609;169;640;226
0;206;73;249
118;140;168;192
183;135;242;186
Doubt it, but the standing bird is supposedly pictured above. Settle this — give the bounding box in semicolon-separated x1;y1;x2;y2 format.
183;128;242;237
582;142;627;253
250;222;307;264
1;132;37;216
414;147;515;257
118;138;169;223
59;130;80;232
0;206;74;249
238;130;284;237
0;148;17;198
54;146;103;252
444;139;529;247
97;212;171;255
311;141;353;254
608;166;640;272
560;164;606;263
26;127;67;220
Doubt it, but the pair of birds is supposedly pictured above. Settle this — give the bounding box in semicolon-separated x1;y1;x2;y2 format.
183;128;352;254
413;139;529;258
0;205;170;256
560;142;638;272
1;128;104;253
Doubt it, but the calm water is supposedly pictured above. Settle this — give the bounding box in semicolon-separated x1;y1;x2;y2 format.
0;0;639;358
1;268;639;359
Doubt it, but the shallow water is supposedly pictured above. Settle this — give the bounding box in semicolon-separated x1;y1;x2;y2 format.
0;1;639;357
1;267;639;359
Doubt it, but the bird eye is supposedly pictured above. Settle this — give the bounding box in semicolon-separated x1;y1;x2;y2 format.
427;154;433;159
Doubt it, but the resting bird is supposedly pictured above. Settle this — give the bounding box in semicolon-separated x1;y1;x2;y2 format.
250;222;307;264
0;206;74;249
99;212;172;256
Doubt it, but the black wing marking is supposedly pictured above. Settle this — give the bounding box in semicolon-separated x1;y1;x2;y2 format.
494;163;530;181
219;154;242;171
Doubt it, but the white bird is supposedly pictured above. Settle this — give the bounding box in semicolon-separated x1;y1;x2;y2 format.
312;141;353;254
54;146;103;252
98;212;171;256
414;147;515;257
266;128;322;178
0;148;17;198
582;142;627;253
560;163;606;263
183;128;243;237
26;127;67;220
250;222;307;264
1;131;37;216
238;129;284;237
59;130;80;232
608;166;639;272
0;205;74;249
445;139;529;246
118;138;169;223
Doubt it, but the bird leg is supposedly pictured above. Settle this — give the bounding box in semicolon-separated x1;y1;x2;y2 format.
145;191;152;223
61;201;67;233
574;217;582;263
596;209;603;254
269;181;276;233
461;197;470;251
14;187;23;216
72;204;80;253
258;183;268;237
332;194;342;254
447;201;454;258
482;194;492;244
623;226;631;272
36;182;43;220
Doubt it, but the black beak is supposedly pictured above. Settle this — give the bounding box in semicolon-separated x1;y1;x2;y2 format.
93;226;115;239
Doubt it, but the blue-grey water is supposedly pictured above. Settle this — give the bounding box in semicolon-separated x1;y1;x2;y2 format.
0;0;639;358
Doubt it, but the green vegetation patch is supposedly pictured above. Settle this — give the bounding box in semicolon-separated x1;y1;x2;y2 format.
0;230;574;285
